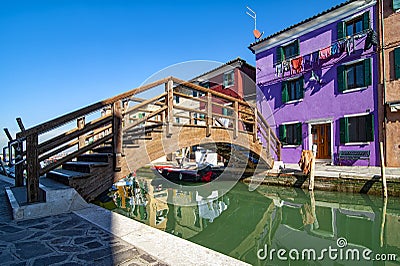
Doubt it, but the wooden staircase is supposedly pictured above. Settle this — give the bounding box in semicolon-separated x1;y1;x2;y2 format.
4;76;281;203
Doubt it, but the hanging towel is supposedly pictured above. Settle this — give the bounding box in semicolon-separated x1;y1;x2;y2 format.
331;42;339;56
275;63;283;77
338;40;346;53
319;46;331;60
311;51;320;67
291;56;303;74
303;54;312;70
282;60;291;74
345;36;355;55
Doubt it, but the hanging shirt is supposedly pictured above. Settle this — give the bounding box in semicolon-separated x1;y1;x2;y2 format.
346;36;355;55
338;40;346;53
303;54;312;70
275;63;283;77
331;42;339;56
319;46;331;60
311;51;319;67
282;60;291;74
291;56;303;75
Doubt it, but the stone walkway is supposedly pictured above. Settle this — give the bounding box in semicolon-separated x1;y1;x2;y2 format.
0;181;168;266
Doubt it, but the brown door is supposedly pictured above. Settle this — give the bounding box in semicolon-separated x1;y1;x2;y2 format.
311;124;331;159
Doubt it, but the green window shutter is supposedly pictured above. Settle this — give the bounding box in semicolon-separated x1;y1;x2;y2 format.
279;125;287;143
364;58;372;86
339;117;349;143
298;77;304;99
282;81;289;104
294;39;300;56
277;46;284;63
296;122;302;145
222;108;227;116
363;11;370;31
337;65;346;92
395;47;400;79
366;113;375;141
394;0;400;10
337;21;346;39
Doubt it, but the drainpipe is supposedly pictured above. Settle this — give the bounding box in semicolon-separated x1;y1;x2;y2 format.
379;0;387;163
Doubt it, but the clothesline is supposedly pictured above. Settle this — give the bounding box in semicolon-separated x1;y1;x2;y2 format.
273;29;378;79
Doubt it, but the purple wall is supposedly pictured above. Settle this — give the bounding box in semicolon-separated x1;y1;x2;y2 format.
255;5;379;166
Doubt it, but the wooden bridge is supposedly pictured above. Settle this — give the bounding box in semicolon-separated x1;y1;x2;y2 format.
4;77;281;203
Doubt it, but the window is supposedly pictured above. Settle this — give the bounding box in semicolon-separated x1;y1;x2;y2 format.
277;39;300;63
223;71;234;87
193;90;198;97
394;0;400;11
199;81;209;88
395;47;400;79
337;11;370;39
337;58;371;92
339;114;374;143
282;76;304;103
138;112;145;119
222;107;233;116
174;95;180;104
279;123;302;146
175;117;180;124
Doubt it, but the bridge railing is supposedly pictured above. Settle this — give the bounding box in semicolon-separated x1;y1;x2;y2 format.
6;76;280;203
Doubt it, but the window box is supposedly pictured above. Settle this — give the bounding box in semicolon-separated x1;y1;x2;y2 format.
282;76;304;103
279;123;302;146
339;113;374;144
337;11;370;39
337;58;371;92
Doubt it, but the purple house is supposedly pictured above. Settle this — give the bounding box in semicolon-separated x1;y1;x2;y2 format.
249;0;379;166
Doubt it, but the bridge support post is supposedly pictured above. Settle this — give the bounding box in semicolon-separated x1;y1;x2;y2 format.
77;117;85;149
26;133;40;203
113;101;123;172
14;134;24;187
166;79;174;136
206;92;212;137
233;101;238;139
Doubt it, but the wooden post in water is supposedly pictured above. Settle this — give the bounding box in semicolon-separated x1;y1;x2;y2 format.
113;101;123;172
380;196;387;247
206;92;212;137
380;142;388;198
26;133;40;203
233;101;238;139
308;155;315;191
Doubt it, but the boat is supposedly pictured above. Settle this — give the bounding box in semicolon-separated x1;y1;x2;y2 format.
153;163;222;182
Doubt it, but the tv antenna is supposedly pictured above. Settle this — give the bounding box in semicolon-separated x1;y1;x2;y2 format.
246;6;264;40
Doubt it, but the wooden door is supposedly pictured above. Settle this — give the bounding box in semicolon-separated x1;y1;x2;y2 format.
312;124;331;159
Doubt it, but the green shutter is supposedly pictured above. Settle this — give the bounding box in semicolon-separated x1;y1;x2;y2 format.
337;21;346;39
282;81;289;103
395;47;400;79
298;77;304;99
222;108;227;116
337;65;347;92
364;58;372;86
296;123;302;145
279;125;287;143
277;46;284;63
294;39;300;56
363;11;370;31
394;0;400;10
366;113;375;141
339;117;349;143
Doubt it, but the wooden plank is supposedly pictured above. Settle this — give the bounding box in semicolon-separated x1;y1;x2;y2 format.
38;139;79;163
173;105;207;115
123;106;167;132
18;77;170;138
14;134;24;187
206;92;212;137
16;117;25;131
125;92;167;116
26;133;39;203
234;101;238;139
253;106;258;142
113;100;123;171
84;124;112;141
3;128;13;141
38;115;113;154
40;134;113;175
77;117;85;149
172;91;208;103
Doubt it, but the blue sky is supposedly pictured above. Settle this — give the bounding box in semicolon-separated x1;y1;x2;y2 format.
0;0;345;148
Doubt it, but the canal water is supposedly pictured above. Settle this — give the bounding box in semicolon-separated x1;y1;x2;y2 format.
99;170;400;265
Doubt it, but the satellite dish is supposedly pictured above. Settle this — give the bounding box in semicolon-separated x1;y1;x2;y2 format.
253;29;264;39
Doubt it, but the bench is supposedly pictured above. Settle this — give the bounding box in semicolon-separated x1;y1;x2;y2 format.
338;150;370;166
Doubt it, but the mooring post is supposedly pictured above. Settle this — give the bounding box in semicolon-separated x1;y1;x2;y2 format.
206;92;212;137
308;155;315;191
113;101;123;172
166;79;174;136
26;133;40;203
380;142;387;198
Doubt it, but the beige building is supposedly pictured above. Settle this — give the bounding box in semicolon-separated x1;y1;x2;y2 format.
377;0;400;166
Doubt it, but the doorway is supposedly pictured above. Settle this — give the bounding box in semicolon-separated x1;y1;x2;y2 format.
311;123;331;159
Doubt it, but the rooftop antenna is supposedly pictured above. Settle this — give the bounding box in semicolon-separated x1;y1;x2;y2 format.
246;6;264;40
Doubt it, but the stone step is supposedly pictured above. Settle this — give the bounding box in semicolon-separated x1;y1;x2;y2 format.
92;145;113;153
77;153;112;163
62;161;109;173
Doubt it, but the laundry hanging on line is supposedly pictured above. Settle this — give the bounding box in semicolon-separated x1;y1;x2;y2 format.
291;56;303;74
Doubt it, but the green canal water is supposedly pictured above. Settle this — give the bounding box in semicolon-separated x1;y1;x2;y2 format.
100;171;400;265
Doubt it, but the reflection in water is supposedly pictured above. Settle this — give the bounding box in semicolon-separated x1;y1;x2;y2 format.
106;175;400;265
